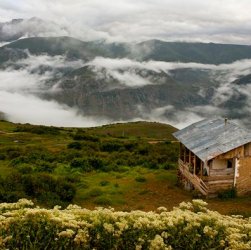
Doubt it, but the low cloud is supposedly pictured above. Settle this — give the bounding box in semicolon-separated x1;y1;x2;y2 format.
1;52;251;128
87;57;251;89
0;91;110;127
0;53;110;127
14;52;85;71
88;57;251;73
136;105;204;129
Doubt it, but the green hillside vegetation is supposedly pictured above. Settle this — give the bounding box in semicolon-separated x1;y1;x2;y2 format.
84;121;177;140
0;121;179;209
2;120;251;215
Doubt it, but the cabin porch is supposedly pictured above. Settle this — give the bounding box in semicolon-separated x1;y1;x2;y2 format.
178;143;235;197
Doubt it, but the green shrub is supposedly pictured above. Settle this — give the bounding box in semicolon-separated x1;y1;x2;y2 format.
15;126;60;135
67;142;82;150
22;173;76;205
218;188;237;200
135;176;146;182
15;164;33;174
94;196;112;206
100;141;124;152
65;175;81;183
163;163;177;170
99;180;110;186
70;158;93;172
88;157;105;170
35;161;57;173
73;133;99;142
0;153;7;160
87;187;103;197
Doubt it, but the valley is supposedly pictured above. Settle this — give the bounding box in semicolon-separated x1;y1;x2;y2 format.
1;33;251;128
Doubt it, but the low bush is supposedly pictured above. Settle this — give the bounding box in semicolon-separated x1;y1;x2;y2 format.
0;173;76;207
100;141;124;152
218;188;237;200
73;133;100;142
99;180;110;186
14;125;60;135
94;196;112;206
67;142;82;150
87;187;103;197
70;158;93;172
135;176;146;182
0;199;249;249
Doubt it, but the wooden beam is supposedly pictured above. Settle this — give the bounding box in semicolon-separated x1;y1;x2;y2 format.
194;155;196;175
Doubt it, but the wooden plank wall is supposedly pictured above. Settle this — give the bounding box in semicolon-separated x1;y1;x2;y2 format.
215;142;251;196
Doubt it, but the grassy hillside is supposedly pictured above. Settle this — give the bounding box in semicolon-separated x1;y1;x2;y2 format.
0;120;179;210
1;120;251;215
84;121;178;141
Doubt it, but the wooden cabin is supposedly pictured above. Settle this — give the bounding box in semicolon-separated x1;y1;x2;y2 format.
173;117;251;197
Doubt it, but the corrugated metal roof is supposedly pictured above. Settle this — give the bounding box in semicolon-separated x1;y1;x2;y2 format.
173;116;251;162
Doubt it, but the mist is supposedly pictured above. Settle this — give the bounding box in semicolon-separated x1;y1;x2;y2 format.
0;53;110;127
1;48;251;129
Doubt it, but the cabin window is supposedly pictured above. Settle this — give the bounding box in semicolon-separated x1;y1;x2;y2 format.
244;143;249;157
227;159;233;168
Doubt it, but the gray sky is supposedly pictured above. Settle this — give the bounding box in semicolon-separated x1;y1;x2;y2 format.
0;0;251;44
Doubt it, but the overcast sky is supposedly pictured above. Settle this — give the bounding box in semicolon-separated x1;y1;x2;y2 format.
0;0;251;44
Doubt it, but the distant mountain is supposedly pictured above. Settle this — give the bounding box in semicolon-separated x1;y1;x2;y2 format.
0;47;27;64
131;40;251;64
47;66;207;119
4;36;110;61
0;19;24;42
2;30;251;124
231;74;251;85
0;18;46;42
3;36;251;65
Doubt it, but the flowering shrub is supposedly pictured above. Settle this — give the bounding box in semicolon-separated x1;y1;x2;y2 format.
0;199;250;249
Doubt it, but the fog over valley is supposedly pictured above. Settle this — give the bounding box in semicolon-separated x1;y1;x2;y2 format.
1;1;251;128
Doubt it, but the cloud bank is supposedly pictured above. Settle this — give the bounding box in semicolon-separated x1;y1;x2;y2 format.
1;0;251;44
1;51;251;129
0;53;110;127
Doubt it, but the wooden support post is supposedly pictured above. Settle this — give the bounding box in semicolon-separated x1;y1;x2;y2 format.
179;142;181;160
184;147;186;163
189;150;192;170
200;161;203;178
194;155;196;175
